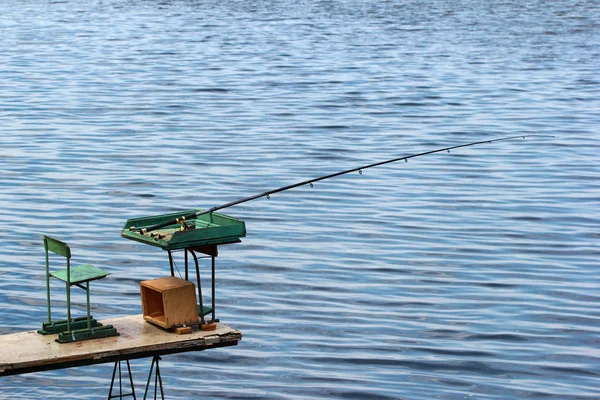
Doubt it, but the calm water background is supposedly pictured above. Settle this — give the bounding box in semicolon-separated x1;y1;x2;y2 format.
1;0;599;399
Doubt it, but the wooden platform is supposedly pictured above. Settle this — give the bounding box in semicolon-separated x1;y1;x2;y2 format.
0;315;241;376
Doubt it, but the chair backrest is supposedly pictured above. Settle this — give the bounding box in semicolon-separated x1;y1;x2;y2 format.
44;236;71;259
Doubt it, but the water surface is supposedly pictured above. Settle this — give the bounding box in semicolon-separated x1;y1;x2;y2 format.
1;0;599;399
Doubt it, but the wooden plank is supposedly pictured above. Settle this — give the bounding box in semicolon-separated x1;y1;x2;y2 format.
0;315;241;377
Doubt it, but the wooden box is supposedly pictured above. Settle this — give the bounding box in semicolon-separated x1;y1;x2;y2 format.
140;276;199;329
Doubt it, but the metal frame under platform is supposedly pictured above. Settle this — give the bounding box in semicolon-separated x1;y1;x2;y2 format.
0;314;241;377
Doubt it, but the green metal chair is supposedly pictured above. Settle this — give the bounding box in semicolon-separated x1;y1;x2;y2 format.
38;236;119;343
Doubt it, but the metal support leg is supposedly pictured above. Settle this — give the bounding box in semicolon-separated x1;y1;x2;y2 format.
167;251;174;277
190;250;206;325
143;356;164;400
86;281;91;330
185;249;189;281
211;252;216;323
108;360;137;399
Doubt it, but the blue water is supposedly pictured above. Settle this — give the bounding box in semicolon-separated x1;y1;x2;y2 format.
1;0;599;398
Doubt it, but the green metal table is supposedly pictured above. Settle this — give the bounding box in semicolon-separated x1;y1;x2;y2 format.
121;210;246;326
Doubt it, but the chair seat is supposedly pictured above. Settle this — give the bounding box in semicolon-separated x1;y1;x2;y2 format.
50;264;110;284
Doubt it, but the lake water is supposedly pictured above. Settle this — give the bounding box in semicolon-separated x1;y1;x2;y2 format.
0;0;599;399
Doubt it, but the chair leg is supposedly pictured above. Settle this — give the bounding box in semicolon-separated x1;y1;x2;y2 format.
55;279;119;343
46;251;52;324
66;282;72;333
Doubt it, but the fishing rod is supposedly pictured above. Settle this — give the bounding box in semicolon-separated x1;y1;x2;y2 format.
135;134;552;234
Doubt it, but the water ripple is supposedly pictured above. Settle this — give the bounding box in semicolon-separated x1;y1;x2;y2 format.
1;0;599;399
